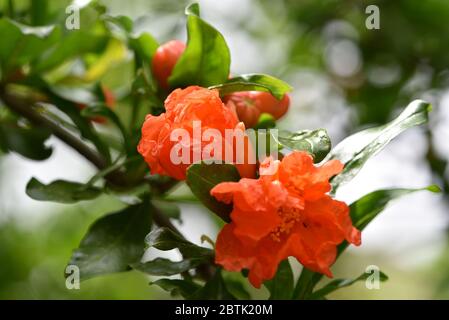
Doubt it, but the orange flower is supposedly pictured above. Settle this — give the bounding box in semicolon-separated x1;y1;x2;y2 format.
138;86;256;180
211;151;361;288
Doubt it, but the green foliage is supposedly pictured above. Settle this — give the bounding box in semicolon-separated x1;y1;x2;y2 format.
191;269;236;300
329;100;431;191
186;162;241;222
151;279;201;299
0;18;59;75
274;128;331;163
210;73;292;100
0;123;52;160
152;200;181;221
67;199;152;281
309;270;389;300
145;227;213;259
26;178;102;203
80;103;128;140
169;3;231;88
265;259;294;300
136;227;213;277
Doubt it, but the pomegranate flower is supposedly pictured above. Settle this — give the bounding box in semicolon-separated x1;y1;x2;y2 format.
138;86;256;180
211;151;361;288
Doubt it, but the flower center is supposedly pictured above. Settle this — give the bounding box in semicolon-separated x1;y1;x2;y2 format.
270;206;302;242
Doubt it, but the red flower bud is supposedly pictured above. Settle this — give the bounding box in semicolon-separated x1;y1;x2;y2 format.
151;40;186;90
224;91;290;127
223;92;261;128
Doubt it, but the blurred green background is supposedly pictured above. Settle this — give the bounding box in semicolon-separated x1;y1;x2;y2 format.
1;0;449;299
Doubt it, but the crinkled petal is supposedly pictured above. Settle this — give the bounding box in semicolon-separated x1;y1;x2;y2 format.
215;224;290;288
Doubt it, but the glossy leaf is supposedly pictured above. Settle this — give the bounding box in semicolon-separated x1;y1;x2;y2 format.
134;257;207;276
67;200;152;280
265;259;294;300
0;18;59;74
274;129;331;163
46;89;111;162
152;200;181;221
210;73;292;100
129;33;159;64
26;178;102;203
81;103;128;139
186;162;241;222
145;227;213;259
0;123;52;160
33;31;108;73
168;3;231;88
151;279;201;299
328;100;431;191
222;271;251;300
339;185;441;254
309;270;388;299
191;269;236;300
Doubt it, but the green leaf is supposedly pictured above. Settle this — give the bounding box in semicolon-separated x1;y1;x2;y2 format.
152;199;181;221
339;185;441;254
134;257;207;276
0;18;59;75
273;129;331;163
131;68;162;112
67;199;152;280
80;103;128;139
33;31;108;73
328;100;431;191
145;227;213;259
151;279;201;299
46;89;111;162
104;15;134;34
186;162;241;222
26;178;102;203
222;271;251;300
0;123;52;160
30;0;49;26
168;4;231;88
191;269;236;300
293;185;440;299
129;33;159;64
210;74;292;100
265;259;294;300
309;270;388;299
185;2;200;16
138;227;213;277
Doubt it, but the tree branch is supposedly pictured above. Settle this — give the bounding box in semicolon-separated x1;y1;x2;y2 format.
0;86;126;185
1;89;105;167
